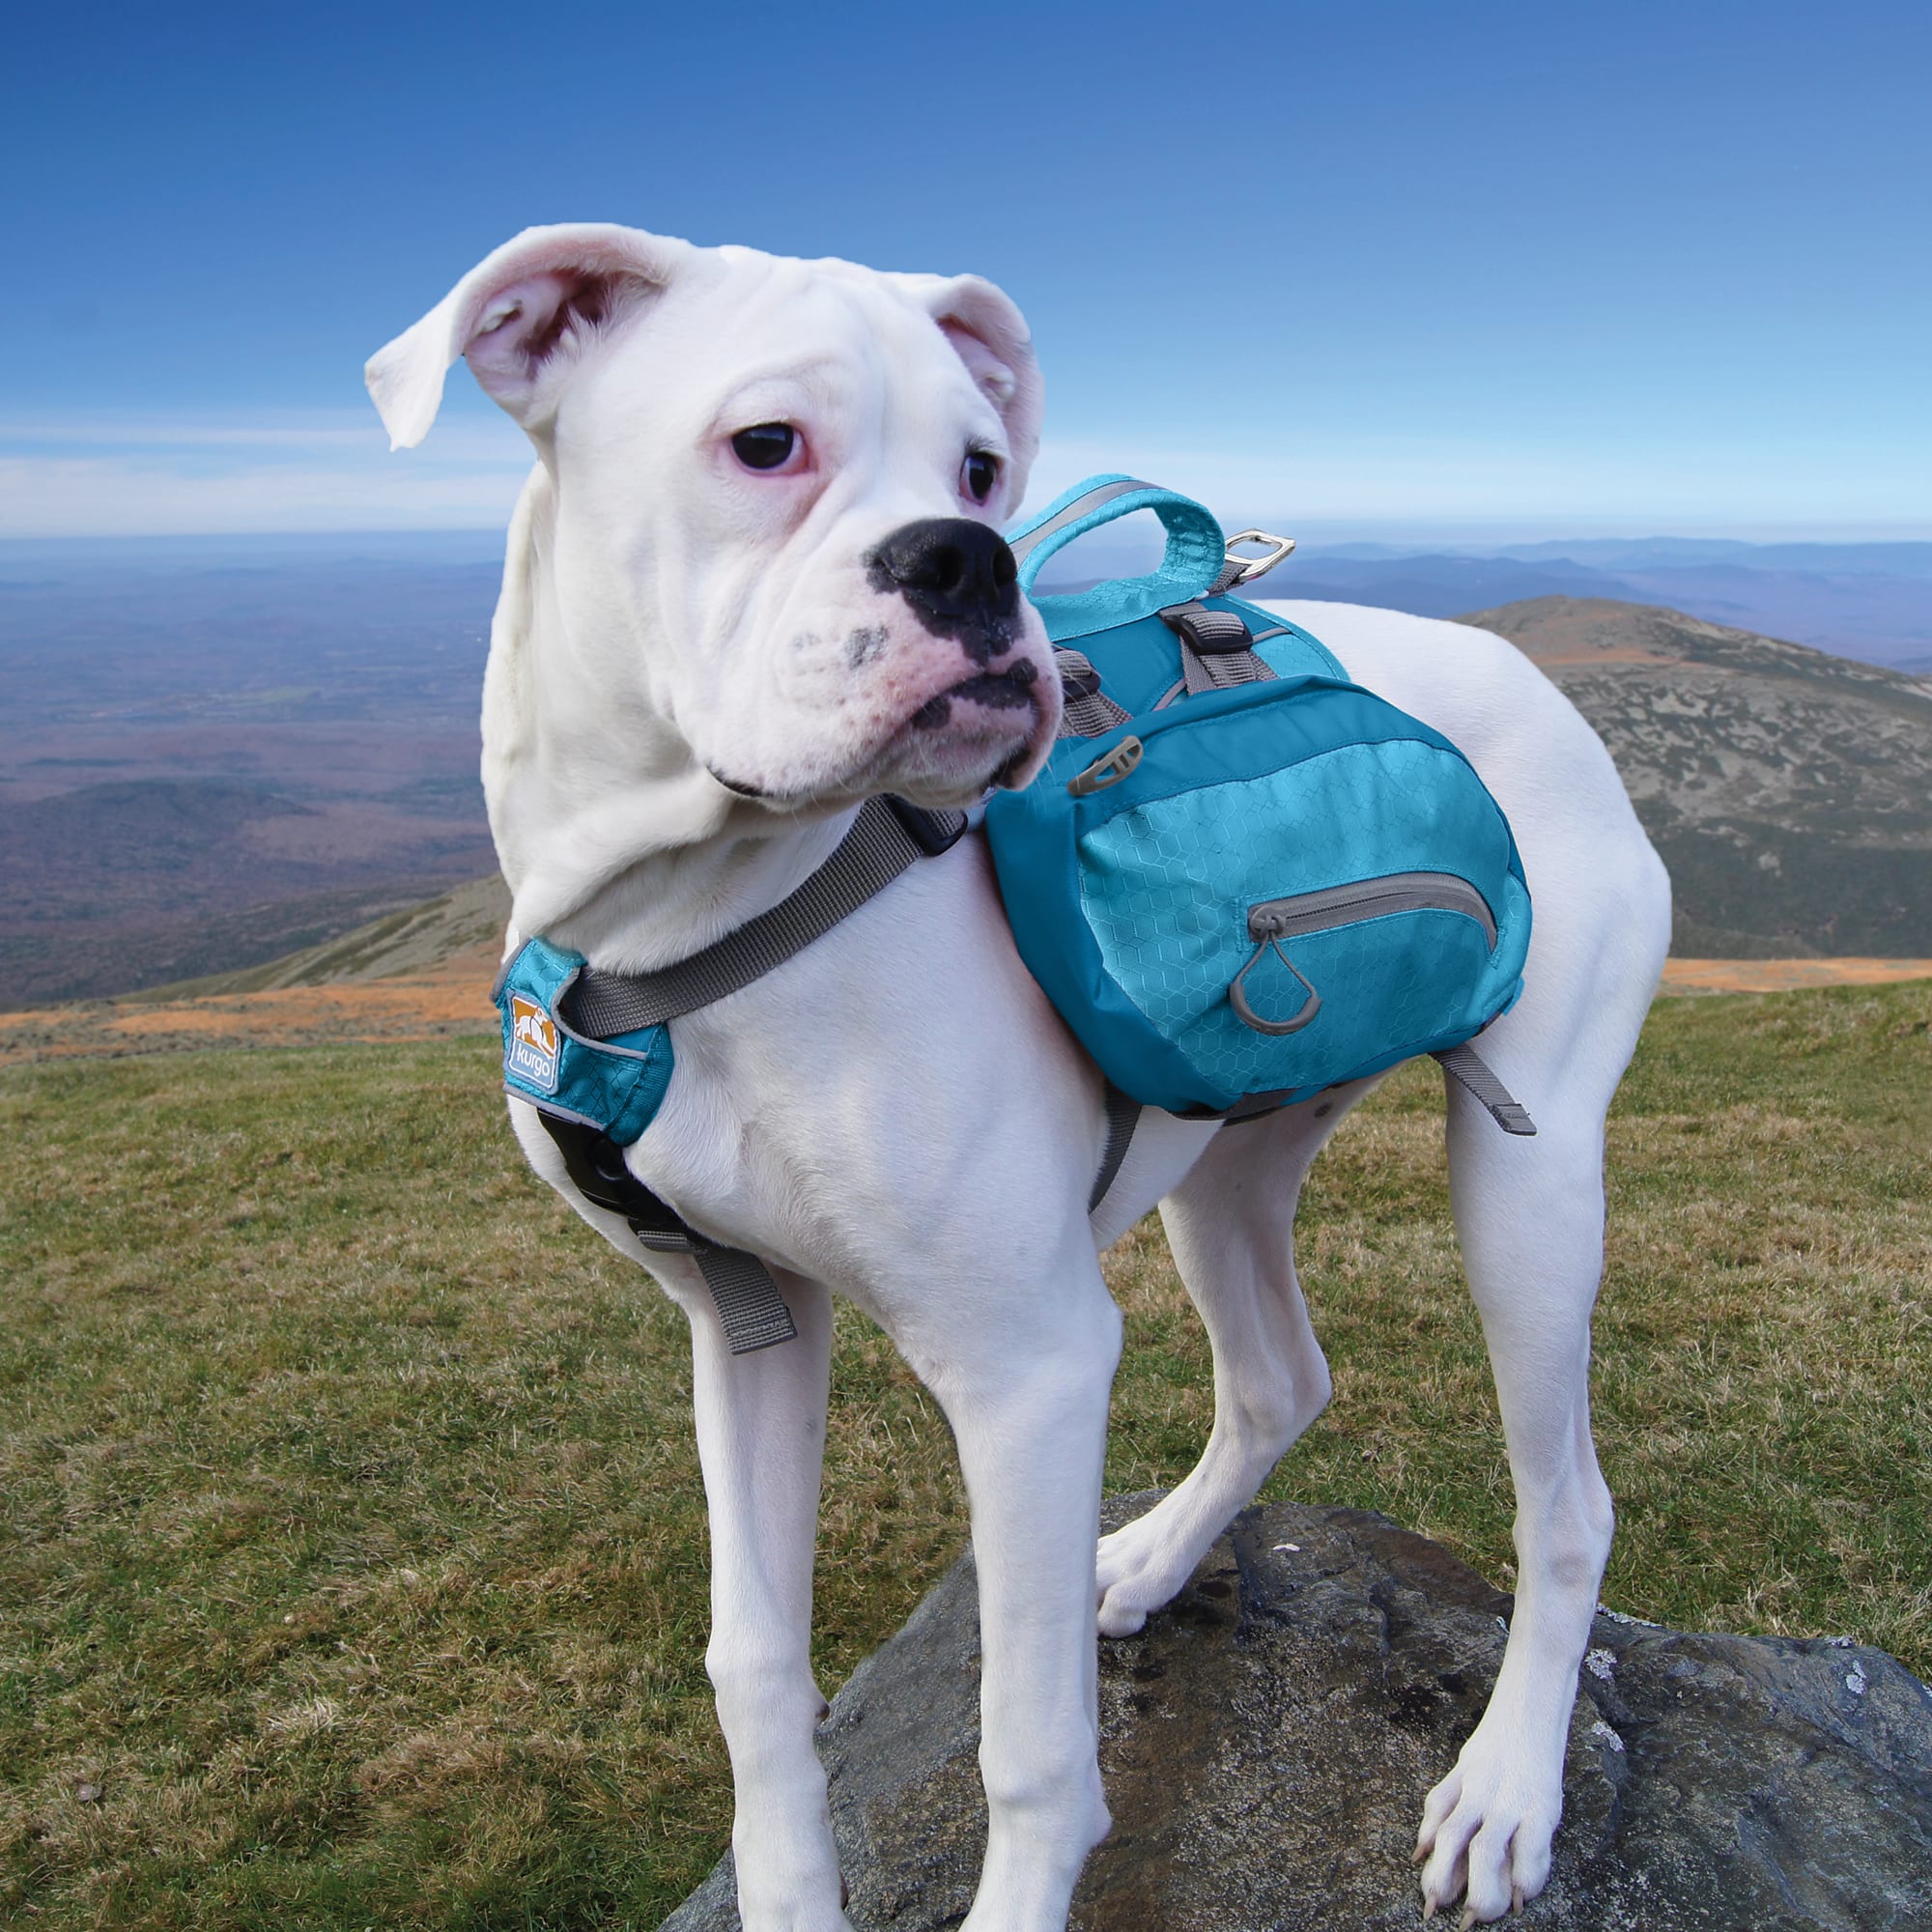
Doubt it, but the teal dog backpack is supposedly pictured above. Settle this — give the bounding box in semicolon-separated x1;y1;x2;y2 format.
981;475;1536;1129
491;473;1535;1357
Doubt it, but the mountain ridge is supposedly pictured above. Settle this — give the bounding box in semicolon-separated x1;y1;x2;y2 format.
1454;596;1932;956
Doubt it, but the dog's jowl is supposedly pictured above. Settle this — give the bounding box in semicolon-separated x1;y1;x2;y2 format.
369;221;1670;1930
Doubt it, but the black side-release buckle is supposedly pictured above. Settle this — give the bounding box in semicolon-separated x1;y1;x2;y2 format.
534;1111;800;1352
887;795;970;856
1160;600;1254;655
1058;653;1103;700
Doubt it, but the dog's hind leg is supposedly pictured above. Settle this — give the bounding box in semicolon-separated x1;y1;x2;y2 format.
1412;1093;1615;1923
1413;899;1663;1923
1094;1093;1364;1637
677;1264;852;1932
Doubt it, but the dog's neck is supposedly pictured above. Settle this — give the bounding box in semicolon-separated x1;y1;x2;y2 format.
481;472;857;973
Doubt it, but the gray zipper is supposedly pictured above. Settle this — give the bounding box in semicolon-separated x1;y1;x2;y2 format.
1248;872;1497;949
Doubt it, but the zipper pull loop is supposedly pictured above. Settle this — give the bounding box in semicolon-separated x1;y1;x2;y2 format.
1229;929;1323;1036
1067;734;1144;797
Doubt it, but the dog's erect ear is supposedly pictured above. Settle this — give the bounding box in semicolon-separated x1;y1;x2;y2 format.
365;223;694;450
893;273;1043;505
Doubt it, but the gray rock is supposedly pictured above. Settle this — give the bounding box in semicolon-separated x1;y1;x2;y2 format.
662;1493;1932;1930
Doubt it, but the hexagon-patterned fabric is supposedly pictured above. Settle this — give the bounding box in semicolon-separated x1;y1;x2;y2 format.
1075;739;1524;1095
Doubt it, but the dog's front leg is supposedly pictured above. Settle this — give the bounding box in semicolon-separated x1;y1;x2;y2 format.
894;1236;1122;1932
678;1264;849;1932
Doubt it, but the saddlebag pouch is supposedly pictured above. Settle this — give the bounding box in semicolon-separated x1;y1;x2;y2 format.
981;476;1533;1121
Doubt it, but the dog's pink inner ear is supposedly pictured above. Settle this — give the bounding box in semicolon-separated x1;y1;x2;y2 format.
940;321;1018;409
464;269;634;415
918;275;1042;502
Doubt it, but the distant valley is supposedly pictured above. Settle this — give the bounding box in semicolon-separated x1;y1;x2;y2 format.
3;532;1929;1007
0;541;498;1006
1297;552;1932;674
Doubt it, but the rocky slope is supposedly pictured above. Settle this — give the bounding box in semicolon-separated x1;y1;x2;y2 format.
665;1493;1932;1931
1457;597;1932;956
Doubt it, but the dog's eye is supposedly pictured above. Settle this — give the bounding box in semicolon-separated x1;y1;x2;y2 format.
731;423;798;470
962;450;1000;504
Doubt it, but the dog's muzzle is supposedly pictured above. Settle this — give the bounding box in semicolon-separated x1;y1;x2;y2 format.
867;518;1022;668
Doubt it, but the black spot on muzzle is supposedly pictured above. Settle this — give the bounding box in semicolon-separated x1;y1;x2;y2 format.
867;519;1022;667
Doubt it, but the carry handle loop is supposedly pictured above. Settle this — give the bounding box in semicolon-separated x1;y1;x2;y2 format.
1007;475;1227;637
1229;933;1324;1036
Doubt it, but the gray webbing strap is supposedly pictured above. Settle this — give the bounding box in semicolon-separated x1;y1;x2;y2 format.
1162;601;1278;696
693;1245;801;1353
553;793;963;1354
533;1110;800;1355
632;1221;800;1355
567;797;964;1037
1435;1044;1538;1137
1055;647;1133;739
1089;1082;1142;1214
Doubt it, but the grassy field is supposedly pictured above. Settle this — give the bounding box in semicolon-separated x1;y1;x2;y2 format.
2;982;1927;1929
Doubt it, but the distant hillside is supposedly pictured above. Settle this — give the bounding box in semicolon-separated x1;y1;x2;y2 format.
144;873;511;1001
0;777;495;1009
1459;597;1932;956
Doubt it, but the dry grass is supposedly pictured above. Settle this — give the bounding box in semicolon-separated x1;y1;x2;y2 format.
1;981;1926;1927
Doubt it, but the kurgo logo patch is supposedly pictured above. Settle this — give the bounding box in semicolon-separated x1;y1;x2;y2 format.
507;994;561;1093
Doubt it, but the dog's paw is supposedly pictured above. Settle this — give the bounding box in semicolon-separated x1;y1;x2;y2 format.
1094;1508;1200;1637
1413;1739;1559;1924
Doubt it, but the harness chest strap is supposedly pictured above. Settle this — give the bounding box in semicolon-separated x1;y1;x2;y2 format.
533;1109;803;1353
518;796;965;1357
520;794;1150;1353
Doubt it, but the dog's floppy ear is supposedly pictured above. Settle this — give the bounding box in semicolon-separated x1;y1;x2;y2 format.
894;273;1043;506
366;223;694;450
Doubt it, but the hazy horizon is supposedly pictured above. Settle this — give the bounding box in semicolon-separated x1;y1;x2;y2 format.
5;1;1925;541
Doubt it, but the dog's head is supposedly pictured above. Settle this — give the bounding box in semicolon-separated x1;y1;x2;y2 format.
368;224;1060;812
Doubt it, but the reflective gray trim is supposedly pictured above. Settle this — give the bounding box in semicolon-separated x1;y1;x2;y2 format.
1007;478;1155;564
501;1088;607;1132
1249;872;1498;950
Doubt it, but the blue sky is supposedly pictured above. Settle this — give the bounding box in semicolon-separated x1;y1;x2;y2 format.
4;1;1927;539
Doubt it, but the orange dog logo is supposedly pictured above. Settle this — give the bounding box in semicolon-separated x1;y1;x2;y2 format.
506;993;561;1092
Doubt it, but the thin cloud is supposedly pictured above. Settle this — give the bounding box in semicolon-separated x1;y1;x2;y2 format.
0;421;1924;542
0;453;530;537
0;420;377;448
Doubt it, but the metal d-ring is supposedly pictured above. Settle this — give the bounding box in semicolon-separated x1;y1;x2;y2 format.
1221;528;1297;588
1229;934;1323;1036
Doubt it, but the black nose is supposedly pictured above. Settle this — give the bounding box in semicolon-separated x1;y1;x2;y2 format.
867;519;1020;645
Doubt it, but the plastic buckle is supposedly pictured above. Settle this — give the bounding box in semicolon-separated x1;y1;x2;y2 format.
887;796;970;856
1161;601;1254;655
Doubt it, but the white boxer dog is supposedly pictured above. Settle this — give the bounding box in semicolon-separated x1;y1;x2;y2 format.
367;223;1670;1929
